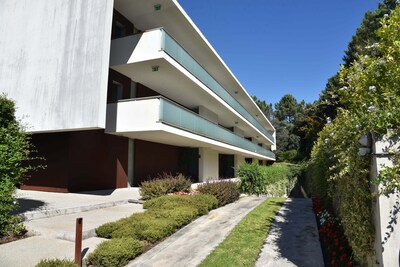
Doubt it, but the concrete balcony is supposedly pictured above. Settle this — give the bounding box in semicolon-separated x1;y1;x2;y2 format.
109;28;275;146
106;97;275;160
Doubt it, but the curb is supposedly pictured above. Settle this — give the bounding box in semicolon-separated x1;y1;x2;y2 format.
22;199;130;221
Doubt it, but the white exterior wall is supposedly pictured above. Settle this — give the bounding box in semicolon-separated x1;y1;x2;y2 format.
0;0;113;132
371;137;400;267
199;148;219;182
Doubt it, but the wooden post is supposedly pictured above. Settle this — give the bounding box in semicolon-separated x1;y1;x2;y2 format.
75;217;83;267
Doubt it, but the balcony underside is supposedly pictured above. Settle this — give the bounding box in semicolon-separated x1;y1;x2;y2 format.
106;98;275;160
110;31;274;145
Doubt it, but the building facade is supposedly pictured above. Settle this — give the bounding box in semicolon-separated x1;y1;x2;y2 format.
0;0;275;192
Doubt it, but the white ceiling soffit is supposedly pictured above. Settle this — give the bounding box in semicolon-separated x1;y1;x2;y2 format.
113;0;274;131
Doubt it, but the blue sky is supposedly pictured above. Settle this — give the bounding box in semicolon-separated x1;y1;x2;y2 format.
178;0;382;105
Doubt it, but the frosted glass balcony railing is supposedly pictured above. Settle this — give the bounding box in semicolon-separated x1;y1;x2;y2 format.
161;29;274;143
159;97;275;159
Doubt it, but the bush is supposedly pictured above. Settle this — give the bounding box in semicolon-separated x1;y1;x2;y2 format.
143;194;218;215
87;238;143;267
95;217;131;238
35;259;78;267
96;194;218;243
237;163;264;195
139;173;191;200
238;163;300;197
197;180;240;207
0;95;38;237
147;207;198;228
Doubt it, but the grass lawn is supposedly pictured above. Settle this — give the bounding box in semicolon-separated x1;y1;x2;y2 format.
199;197;285;267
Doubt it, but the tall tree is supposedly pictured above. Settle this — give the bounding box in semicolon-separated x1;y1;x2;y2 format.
252;96;274;121
274;94;300;123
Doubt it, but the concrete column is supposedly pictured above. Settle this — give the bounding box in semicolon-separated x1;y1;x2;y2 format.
234;154;245;177
271;131;277;151
199;148;218;182
371;136;400;266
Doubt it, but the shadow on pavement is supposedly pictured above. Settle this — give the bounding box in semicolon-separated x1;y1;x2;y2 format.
269;199;323;267
13;198;46;214
77;189;116;196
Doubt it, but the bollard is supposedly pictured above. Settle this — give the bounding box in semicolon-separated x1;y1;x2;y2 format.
75;217;83;267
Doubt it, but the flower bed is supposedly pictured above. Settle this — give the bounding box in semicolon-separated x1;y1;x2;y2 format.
312;197;354;267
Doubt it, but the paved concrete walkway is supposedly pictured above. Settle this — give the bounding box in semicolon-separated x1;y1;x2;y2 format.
0;188;143;267
255;198;324;267
1;190;324;267
15;188;141;220
128;196;267;267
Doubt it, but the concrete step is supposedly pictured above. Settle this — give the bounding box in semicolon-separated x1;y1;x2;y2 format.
22;199;130;221
24;203;144;242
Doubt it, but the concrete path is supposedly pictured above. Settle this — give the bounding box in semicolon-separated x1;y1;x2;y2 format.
255;198;324;267
128;196;267;267
15;188;141;220
0;188;143;267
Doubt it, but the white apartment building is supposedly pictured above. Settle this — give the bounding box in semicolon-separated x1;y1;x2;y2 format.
0;0;275;192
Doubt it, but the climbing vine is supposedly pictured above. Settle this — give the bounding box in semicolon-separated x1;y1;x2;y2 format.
307;6;400;264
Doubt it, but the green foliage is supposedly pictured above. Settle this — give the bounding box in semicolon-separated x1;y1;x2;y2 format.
197;180;240;207
0;94;38;237
238;163;299;197
252;95;274;121
139;173;191;200
274;94;301;123
199;198;285;267
87;238;143;267
343;0;398;66
35;259;78;267
237;163;264;195
96;194;218;244
305;6;400;263
143;194;218;216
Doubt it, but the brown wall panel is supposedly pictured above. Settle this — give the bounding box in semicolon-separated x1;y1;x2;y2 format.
134;139;181;186
68;130;128;192
24;130;128;192
23;132;70;192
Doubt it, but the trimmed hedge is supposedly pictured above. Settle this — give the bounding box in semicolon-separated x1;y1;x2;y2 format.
238;163;299;197
139;173;191;200
35;259;78;267
197;180;240;207
87;238;143;267
96;194;218;243
143;194;218;215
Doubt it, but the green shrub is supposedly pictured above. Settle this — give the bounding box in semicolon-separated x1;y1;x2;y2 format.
87;238;143;267
134;218;177;243
95;216;133;238
143;194;218;215
139;173;191;200
148;207;198;228
238;163;300;197
0;95;39;237
189;194;218;214
237;163;264;195
35;259;78;267
197;180;240;207
96;194;218;244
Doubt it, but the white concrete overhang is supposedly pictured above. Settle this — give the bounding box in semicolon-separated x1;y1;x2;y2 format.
110;29;274;146
113;0;275;134
105;98;275;161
